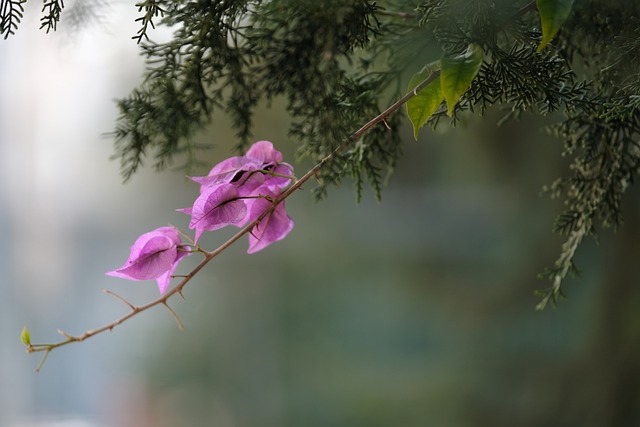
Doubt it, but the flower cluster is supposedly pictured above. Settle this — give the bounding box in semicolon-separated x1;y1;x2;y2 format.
107;141;295;294
179;140;295;249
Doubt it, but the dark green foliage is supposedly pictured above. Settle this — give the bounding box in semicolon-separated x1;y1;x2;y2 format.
40;0;64;33
132;0;166;44
469;46;588;118
247;0;387;201
112;0;389;193
410;0;640;307
0;0;25;38
416;0;531;54
4;0;640;306
112;0;253;179
532;1;640;307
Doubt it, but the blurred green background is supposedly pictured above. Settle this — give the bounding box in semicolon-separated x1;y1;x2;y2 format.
124;110;640;427
1;3;640;427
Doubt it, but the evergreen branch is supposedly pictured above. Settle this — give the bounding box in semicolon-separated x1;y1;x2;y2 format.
23;71;439;371
0;0;25;39
40;0;64;33
112;0;257;180
132;0;166;44
536;214;592;310
537;95;640;306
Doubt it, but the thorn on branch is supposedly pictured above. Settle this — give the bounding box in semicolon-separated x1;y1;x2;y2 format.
56;329;75;340
102;289;137;311
163;302;185;330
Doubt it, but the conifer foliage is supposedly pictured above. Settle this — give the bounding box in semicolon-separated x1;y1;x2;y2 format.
4;0;640;309
0;0;26;38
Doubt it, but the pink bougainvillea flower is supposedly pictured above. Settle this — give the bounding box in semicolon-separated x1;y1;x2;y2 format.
245;140;283;164
263;162;295;190
190;156;260;189
180;140;295;248
188;183;248;241
190;141;293;193
106;226;190;294
235;170;268;196
246;188;294;254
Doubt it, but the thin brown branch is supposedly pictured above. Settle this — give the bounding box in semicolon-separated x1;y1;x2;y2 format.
23;71;440;367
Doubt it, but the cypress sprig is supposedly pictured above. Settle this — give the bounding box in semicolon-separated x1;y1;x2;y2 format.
40;0;64;33
0;0;25;38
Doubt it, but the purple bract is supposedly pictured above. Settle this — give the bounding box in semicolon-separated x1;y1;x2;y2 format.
106;226;190;294
181;140;295;251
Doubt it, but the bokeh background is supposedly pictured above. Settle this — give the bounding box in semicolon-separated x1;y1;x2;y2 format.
1;2;639;426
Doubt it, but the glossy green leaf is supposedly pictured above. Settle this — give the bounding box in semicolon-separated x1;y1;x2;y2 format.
537;0;575;51
440;44;484;117
406;63;444;140
20;326;31;346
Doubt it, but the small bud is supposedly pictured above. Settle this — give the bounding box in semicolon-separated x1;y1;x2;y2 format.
20;326;31;346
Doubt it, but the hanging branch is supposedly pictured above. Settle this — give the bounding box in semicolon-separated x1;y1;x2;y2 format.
40;0;64;33
0;0;25;39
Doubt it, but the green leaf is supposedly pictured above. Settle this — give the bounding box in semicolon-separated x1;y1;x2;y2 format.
440;44;484;117
406;63;444;140
20;326;31;346
536;0;575;51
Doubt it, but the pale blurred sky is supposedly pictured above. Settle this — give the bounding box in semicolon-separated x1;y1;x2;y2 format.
0;2;181;425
